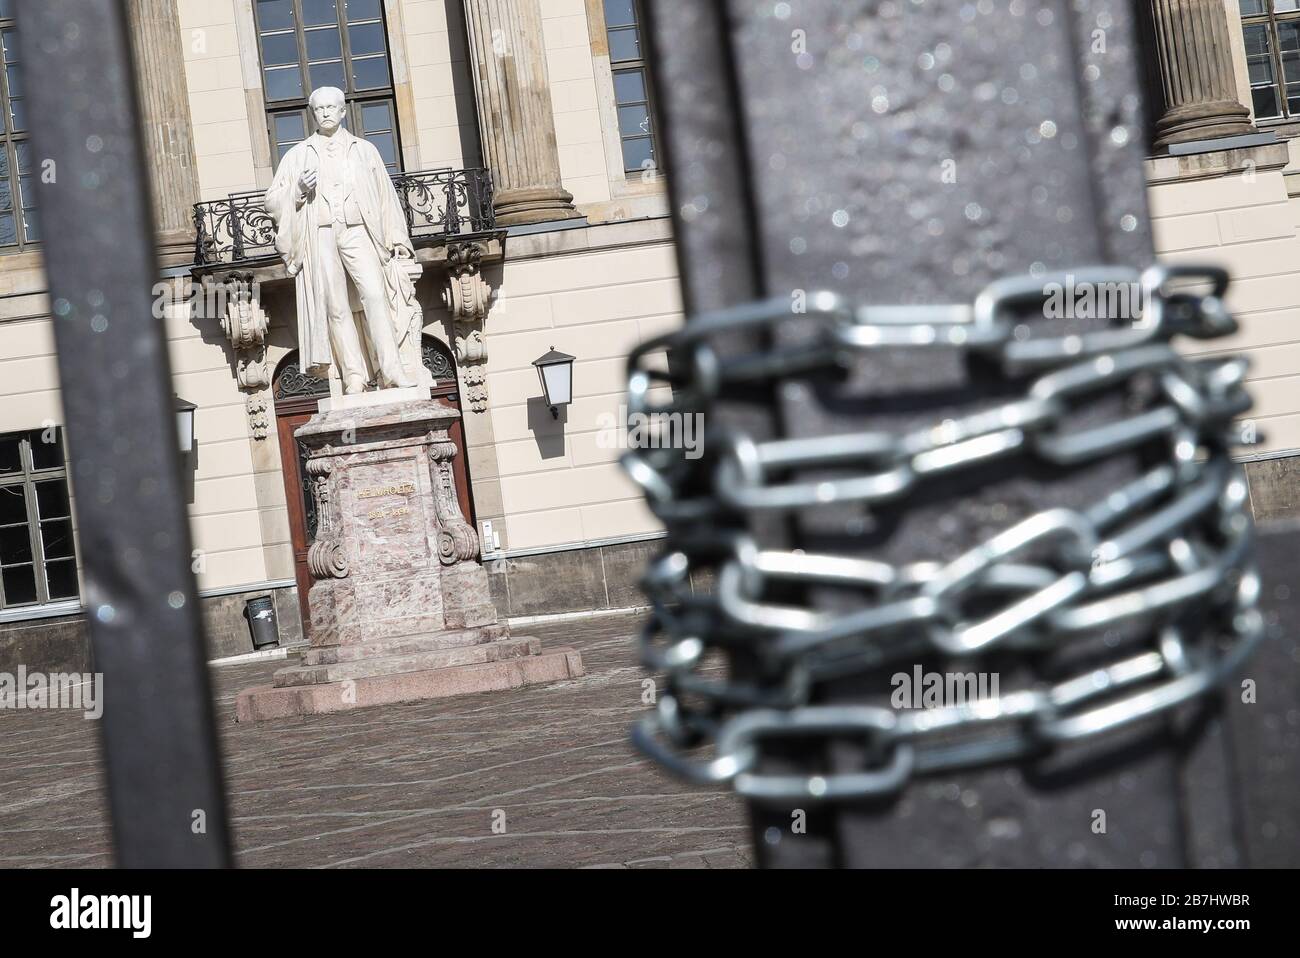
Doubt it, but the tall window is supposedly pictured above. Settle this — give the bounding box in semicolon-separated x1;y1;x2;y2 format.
1241;1;1300;120
603;0;658;175
254;0;402;173
0;429;78;610
0;0;36;250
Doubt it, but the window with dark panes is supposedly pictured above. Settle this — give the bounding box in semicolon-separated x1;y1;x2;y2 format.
0;0;37;251
1241;1;1300;121
254;0;402;173
0;429;78;610
603;0;658;175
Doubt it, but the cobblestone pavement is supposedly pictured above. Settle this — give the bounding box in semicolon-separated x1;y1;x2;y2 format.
0;613;754;868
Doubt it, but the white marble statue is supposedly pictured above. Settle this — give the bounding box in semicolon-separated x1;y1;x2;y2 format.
266;86;420;394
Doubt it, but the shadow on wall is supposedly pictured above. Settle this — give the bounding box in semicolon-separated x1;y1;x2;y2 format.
182;444;197;505
443;0;485;167
528;395;567;459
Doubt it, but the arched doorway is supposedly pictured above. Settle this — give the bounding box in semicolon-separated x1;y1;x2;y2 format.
271;337;475;633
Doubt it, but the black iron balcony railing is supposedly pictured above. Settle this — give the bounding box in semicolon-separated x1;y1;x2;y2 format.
192;166;496;267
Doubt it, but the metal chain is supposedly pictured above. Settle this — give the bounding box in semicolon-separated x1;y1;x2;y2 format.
621;264;1263;803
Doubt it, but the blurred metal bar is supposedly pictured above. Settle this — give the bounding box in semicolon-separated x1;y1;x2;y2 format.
15;0;231;867
640;0;838;865
640;0;1256;868
1233;522;1300;865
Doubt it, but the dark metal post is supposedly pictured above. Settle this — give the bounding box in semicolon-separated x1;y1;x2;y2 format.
230;198;246;262
639;0;816;863
480;169;495;231
191;205;207;266
641;0;1270;867
16;0;232;867
396;174;415;236
444;173;461;234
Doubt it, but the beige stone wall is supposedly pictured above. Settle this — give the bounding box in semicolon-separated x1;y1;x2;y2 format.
179;0;259;199
0;251;56;433
0;258;80;602
396;0;479;171
541;0;610;207
0;286;273;598
1147;143;1300;455
0;318;59;435
478;226;680;550
164;292;275;590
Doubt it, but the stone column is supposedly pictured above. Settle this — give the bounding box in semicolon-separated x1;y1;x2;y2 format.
462;0;582;225
1144;0;1256;148
127;0;202;262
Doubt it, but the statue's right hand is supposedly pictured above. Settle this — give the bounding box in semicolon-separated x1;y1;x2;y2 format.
298;170;317;196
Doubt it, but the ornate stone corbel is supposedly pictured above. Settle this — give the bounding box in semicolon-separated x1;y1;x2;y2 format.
215;271;274;441
442;241;492;414
454;328;487;364
246;393;269;440
443;242;490;321
220;272;270;390
428;439;480;564
454;329;489;412
304;456;348;579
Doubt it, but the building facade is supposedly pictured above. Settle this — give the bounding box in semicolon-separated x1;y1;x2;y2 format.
1;0;1298;671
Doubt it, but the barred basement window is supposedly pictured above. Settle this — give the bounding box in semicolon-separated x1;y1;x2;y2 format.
603;0;659;175
0;428;78;609
254;0;403;173
1241;1;1300;120
0;0;37;251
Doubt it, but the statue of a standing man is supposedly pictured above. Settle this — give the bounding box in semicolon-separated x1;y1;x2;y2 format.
266;86;419;394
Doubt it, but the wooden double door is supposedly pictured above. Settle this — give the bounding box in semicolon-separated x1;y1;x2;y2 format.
272;338;474;633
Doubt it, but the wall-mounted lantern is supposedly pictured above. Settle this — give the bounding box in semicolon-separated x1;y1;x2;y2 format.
532;347;575;419
175;395;197;453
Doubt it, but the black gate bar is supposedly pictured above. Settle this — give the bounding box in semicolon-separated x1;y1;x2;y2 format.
16;0;231;867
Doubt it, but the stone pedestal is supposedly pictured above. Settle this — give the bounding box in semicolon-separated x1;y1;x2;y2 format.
236;395;582;721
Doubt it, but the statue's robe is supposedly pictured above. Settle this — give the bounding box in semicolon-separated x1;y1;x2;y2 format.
265;128;416;377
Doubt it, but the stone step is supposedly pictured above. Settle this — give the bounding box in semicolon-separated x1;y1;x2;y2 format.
236;646;586;722
273;635;541;688
302;624;511;666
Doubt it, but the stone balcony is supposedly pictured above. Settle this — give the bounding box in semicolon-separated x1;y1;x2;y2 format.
190;166;507;282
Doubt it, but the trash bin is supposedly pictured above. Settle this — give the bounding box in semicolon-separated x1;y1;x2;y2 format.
244;595;279;650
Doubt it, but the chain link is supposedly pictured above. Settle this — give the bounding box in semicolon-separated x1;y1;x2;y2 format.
622;265;1263;803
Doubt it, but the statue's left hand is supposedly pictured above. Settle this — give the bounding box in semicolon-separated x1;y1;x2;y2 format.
391;244;413;260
